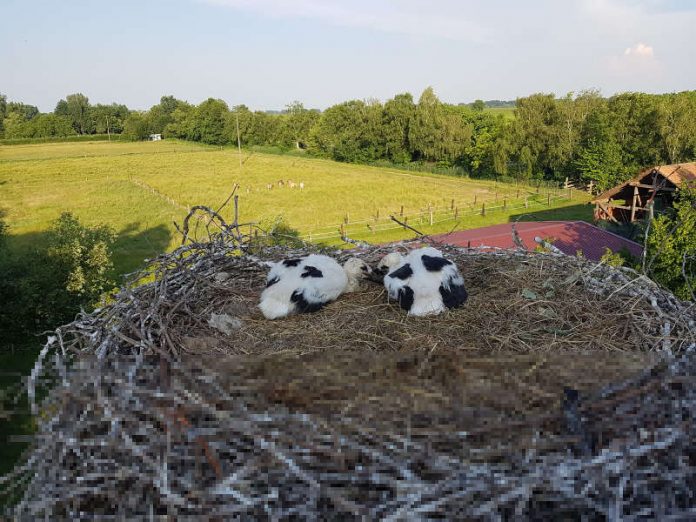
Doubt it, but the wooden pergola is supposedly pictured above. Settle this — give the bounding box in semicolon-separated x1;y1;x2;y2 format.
592;162;696;224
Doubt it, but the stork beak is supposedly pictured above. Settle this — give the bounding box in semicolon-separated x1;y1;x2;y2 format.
368;266;388;283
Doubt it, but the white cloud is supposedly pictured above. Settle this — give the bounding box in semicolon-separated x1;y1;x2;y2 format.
624;42;654;56
201;0;490;43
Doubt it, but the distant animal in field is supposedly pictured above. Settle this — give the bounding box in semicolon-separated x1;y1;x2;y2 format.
259;255;372;319
278;180;284;187
266;183;273;190
380;247;467;316
299;182;305;190
288;181;296;189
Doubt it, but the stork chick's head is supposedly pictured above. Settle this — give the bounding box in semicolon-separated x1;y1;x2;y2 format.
371;252;404;283
342;257;372;292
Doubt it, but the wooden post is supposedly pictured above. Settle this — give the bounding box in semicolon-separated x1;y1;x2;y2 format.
547;193;551;206
525;196;529;208
400;205;404;217
503;198;507;210
630;185;639;222
429;205;434;226
481;203;486;216
451;198;455;210
516;188;520;199
454;207;459;220
474;195;477;205
344;213;349;224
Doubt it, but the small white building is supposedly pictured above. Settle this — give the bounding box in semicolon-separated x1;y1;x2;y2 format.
149;134;162;141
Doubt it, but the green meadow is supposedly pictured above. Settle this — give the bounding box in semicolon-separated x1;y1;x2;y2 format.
0;140;590;275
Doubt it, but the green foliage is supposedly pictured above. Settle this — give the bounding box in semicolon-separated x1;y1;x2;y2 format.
47;213;116;300
189;98;229;145
0;212;116;344
2;113;76;139
471;99;486;112
255;216;304;249
600;247;626;267
644;188;696;300
66;93;93;134
3;87;696;185
382;93;416;164
6;101;39;121
309;99;385;162
122;112;150;141
574;138;626;193
91;103;129;134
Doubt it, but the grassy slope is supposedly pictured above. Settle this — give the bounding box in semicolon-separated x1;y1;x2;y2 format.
484;107;516;120
0;140;590;274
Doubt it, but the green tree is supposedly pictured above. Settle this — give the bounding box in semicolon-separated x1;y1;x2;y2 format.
146;95;185;135
6;102;39;121
91;103;129;134
190;98;229;145
46;213;116;303
281;101;319;150
657;92;696;164
644;188;696;300
122;112;150;140
471;99;486;112
382;93;416;163
0;93;6;136
308;99;385;162
0;213;116;343
57;93;93;134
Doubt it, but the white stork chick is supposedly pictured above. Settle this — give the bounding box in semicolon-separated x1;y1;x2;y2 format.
259;254;371;319
382;247;467;317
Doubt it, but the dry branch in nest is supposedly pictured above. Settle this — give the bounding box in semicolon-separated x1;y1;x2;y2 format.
4;215;696;519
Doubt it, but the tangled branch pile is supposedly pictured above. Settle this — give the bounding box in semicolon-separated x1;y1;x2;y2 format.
3;229;696;519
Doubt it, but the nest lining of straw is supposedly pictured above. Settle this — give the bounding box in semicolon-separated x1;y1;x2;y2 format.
5;234;696;519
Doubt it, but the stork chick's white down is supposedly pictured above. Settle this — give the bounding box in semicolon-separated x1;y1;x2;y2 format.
259;254;370;319
383;247;468;316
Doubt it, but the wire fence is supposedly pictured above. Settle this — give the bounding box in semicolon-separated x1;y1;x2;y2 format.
301;188;578;242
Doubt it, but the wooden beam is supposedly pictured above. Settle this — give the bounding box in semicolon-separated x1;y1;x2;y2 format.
630;185;638;222
603;203;649;212
629;182;676;191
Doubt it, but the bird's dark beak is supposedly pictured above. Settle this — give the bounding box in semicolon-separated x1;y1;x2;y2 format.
368;266;388;283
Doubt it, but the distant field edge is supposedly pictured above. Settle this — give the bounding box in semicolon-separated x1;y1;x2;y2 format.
0;134;125;146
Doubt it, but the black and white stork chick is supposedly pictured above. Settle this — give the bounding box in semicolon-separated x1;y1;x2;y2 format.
259;254;371;319
382;247;468;316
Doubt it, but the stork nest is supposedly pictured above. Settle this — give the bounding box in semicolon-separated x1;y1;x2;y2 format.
4;230;696;520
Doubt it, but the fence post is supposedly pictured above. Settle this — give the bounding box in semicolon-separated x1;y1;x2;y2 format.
454;207;459;220
344;213;349;225
503;198;507;210
547;193;551;206
451;198;455;210
474;195;477;205
400;205;404;217
525;196;529;208
429;205;434;226
481;203;486;216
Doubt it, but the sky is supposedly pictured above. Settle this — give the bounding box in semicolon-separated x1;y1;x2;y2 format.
2;0;695;112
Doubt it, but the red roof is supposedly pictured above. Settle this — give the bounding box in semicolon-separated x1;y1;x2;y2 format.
431;221;643;262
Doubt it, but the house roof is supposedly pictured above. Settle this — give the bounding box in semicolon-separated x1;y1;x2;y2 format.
592;162;696;203
431;221;643;262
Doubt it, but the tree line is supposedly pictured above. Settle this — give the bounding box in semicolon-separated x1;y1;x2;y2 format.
2;88;695;192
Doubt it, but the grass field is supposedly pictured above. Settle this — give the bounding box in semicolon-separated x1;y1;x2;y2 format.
0;139;590;275
484;107;516;120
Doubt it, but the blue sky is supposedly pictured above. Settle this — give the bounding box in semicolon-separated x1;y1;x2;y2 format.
2;0;695;111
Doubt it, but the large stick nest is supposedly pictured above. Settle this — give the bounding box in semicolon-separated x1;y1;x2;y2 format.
4;228;696;520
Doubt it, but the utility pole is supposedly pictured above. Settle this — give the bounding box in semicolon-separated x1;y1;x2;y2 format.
235;111;242;170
